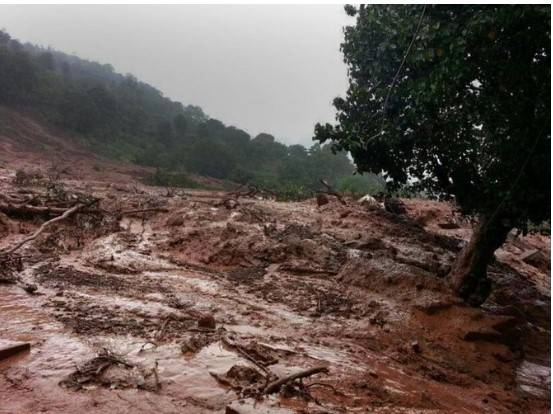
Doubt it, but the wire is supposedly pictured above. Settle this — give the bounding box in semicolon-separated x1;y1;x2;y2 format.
363;4;427;149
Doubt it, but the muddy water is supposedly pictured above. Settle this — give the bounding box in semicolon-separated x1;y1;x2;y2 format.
1;191;550;413
0;283;240;413
0;286;93;413
0;258;540;414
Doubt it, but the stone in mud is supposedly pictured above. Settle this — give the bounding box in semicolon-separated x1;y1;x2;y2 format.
520;249;549;272
166;214;184;227
198;314;216;330
0;273;17;284
0;341;30;361
226;364;264;384
0;212;11;236
224;198;239;210
413;299;457;315
384;197;407;215
438;221;460;229
316;193;329;206
358;194;382;210
462;323;519;347
22;283;38;294
181;334;213;354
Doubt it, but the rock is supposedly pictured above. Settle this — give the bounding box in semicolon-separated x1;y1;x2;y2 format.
226;364;264;384
339;209;351;218
316;193;329;206
358;194;382;210
411;340;421;353
0;212;11;235
0;341;31;361
197;314;216;330
166;215;184;226
438;221;460;229
181;334;213;353
224;199;239;210
0;273;17;284
384;198;407;215
520;249;549;272
462;317;520;347
22;283;38;294
413;299;456;315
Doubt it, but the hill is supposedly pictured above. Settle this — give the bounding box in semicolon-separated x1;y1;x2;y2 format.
0;30;384;197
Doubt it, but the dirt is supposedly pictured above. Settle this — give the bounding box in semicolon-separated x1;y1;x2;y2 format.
0;110;550;413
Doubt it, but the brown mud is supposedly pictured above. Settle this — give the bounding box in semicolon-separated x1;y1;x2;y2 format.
0;119;550;413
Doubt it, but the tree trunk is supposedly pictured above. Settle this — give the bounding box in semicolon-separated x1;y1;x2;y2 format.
449;214;512;306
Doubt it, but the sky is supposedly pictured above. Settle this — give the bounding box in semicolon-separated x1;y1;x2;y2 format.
0;5;352;146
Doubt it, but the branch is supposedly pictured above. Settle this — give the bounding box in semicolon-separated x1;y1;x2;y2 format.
0;202;70;217
264;366;329;394
221;336;271;376
118;208;169;215
1;203;84;255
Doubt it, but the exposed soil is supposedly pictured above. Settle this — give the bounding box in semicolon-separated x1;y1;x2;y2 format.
0;110;550;413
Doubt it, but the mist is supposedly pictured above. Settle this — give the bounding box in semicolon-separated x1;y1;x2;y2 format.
0;5;351;146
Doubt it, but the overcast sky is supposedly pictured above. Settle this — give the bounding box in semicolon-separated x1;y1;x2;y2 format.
0;5;352;146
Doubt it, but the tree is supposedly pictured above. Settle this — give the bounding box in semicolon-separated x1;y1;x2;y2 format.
157;120;174;147
315;5;550;305
187;138;236;179
173;113;188;138
0;44;37;104
37;51;55;71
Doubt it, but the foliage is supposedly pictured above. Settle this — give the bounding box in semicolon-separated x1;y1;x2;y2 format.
337;174;386;198
274;183;312;202
315;5;550;230
146;168;200;189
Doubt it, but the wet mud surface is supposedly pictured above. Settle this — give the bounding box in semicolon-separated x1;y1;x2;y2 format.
0;172;550;413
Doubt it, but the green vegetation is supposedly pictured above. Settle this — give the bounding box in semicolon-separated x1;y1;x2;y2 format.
336;174;386;198
0;30;380;196
145;168;201;189
315;5;550;305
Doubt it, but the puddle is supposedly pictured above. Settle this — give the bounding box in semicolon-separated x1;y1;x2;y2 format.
0;285;91;377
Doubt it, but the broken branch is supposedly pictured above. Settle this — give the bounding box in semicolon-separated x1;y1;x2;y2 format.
1;203;84;255
118;207;169;215
221;336;272;376
264;365;329;394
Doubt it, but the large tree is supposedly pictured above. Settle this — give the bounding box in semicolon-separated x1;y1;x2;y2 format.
315;5;550;305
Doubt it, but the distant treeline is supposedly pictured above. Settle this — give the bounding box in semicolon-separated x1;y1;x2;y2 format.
0;30;384;197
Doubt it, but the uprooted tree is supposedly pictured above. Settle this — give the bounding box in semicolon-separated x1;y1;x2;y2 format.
315;5;550;305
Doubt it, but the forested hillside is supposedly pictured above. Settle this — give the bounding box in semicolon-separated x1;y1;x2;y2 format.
0;30;383;196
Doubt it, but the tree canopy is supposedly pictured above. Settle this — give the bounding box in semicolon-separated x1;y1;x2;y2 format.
315;5;551;304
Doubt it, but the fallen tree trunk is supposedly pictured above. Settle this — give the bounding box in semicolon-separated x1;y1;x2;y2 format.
264;365;329;394
0;202;70;217
1;203;84;255
0;201;102;218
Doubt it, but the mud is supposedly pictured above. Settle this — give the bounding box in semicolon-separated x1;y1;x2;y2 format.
0;163;550;413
